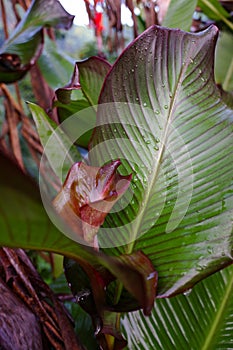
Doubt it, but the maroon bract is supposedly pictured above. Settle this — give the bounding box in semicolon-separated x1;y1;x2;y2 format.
53;160;132;248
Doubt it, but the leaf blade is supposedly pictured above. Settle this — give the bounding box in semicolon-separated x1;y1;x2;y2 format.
162;0;198;31
28;102;81;182
121;265;233;349
89;25;233;296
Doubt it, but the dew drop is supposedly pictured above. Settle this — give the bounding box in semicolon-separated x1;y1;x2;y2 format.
143;102;147;107
190;58;194;64
164;105;168;109
183;288;192;296
136;97;139;101
131;68;135;73
113;129;117;133
154;146;159;151
201;77;205;82
196;264;203;272
145;140;151;144
155;138;160;143
155;110;160;115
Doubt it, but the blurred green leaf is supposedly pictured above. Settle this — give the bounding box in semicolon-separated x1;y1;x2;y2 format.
38;36;75;90
163;0;198;31
28;102;81;182
198;0;233;30
215;30;233;91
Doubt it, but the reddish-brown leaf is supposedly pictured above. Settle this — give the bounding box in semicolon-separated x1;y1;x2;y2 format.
53;160;132;248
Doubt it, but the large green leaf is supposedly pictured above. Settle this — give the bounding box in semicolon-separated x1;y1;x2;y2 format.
0;0;74;83
121;264;233;349
89;25;233;297
162;0;198;31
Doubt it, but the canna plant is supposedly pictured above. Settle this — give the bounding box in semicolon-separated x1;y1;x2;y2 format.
0;0;233;349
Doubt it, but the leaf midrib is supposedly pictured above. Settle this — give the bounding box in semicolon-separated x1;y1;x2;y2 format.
201;268;233;350
126;44;187;255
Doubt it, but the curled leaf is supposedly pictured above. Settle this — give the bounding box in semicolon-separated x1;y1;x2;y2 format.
0;0;74;83
107;251;158;316
53;160;132;248
55;57;111;148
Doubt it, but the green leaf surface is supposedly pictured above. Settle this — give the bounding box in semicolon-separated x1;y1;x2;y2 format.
38;36;75;90
28;102;81;183
198;0;233;30
215;30;233;92
162;0;198;31
0;0;74;83
77;57;112;107
121;264;233;349
55;57;111;148
90;25;233;297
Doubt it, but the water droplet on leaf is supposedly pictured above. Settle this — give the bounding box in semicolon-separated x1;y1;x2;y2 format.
183;288;192;296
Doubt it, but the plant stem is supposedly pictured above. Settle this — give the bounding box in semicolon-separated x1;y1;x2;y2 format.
222;58;233;91
0;0;9;39
201;0;233;31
